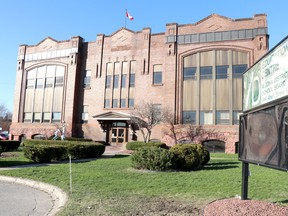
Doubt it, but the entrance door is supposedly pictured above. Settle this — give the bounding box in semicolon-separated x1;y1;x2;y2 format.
110;127;126;145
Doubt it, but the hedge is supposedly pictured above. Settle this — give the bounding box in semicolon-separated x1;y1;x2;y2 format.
131;143;210;171
23;139;105;162
170;144;210;170
0;140;21;152
126;141;169;151
131;147;173;171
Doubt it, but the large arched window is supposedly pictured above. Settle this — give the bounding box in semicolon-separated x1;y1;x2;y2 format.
23;65;65;123
182;49;247;125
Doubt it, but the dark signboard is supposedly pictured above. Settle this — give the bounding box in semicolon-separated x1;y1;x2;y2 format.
239;101;288;171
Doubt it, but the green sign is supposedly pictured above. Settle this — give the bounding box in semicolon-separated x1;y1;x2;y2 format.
243;36;288;112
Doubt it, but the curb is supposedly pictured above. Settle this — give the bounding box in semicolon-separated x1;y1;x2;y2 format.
0;175;68;216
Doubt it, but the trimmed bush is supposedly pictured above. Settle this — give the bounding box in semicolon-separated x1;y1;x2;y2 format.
23;145;66;163
170;144;201;170
200;147;210;165
126;141;168;151
66;143;105;159
65;137;93;142
131;147;173;171
0;140;21;152
23;140;105;162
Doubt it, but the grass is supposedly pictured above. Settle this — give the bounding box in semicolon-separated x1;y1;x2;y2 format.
0;149;34;167
0;152;288;215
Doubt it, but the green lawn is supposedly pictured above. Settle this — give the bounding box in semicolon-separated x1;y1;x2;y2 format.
0;152;287;215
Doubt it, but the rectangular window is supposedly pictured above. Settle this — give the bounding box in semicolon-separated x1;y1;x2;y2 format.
55;67;64;86
200;111;213;125
153;72;162;84
36;78;44;88
84;70;91;88
24;112;32;122
112;99;118;108
216;66;229;79
153;65;162;85
26;79;35;89
121;74;127;88
182;111;196;124
43;112;51;123
33;112;41;123
55;76;64;87
120;99;126;108
52;112;61;122
113;75;119;88
104;99;110;108
105;75;111;88
45;77;54;88
128;99;134;108
200;66;212;79
129;74;135;87
216;111;230;125
233;111;242;125
152;104;162;122
183;67;197;80
233;64;247;78
82;105;88;123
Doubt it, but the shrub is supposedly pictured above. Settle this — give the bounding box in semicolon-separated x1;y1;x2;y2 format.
200;147;210;165
66;143;105;159
23;144;66;163
131;147;173;171
0;140;21;152
126;141;168;151
169;144;204;171
23;140;105;162
65;137;93;142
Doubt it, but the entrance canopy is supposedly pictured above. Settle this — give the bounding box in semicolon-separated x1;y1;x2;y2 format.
93;111;133;132
93;111;132;121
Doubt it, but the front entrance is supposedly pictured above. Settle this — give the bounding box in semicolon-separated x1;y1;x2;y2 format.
109;122;127;145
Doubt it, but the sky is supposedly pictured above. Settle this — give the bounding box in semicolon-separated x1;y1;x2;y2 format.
0;0;287;112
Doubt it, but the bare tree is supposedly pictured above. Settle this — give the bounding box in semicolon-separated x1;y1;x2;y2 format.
163;123;227;145
0;104;12;131
184;124;227;144
161;107;178;145
130;102;164;143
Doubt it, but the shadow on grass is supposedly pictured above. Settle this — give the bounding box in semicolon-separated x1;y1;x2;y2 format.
0;161;36;168
276;199;288;204
202;161;240;170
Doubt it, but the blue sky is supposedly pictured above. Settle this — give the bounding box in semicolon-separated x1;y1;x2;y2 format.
0;0;287;112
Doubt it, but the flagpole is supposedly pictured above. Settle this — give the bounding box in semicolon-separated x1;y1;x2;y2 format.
124;9;127;28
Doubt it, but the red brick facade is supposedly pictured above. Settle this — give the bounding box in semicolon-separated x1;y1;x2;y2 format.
10;14;269;153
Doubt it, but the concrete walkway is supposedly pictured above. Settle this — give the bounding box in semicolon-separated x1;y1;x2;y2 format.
0;175;67;216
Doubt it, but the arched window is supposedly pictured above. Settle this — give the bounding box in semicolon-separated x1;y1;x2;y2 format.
202;140;225;153
23;65;65;123
182;49;248;125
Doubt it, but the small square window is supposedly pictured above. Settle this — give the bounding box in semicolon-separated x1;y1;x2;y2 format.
112;99;118;108
153;72;162;84
183;67;196;80
104;99;110;108
182;111;196;124
52;112;61;122
120;99;126;108
128;99;134;108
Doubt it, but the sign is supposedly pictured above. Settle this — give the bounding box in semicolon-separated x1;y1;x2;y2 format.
239;101;288;171
243;36;288;112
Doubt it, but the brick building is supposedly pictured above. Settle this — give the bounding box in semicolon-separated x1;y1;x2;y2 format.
10;14;269;153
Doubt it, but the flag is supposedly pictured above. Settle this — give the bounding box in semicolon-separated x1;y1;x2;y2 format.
126;11;134;20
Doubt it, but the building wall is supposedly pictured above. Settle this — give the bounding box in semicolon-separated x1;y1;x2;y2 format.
10;14;269;153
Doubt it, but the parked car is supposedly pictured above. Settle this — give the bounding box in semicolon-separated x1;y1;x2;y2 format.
0;132;9;140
